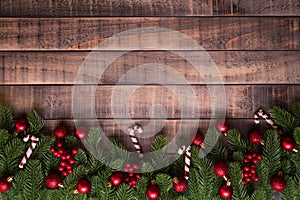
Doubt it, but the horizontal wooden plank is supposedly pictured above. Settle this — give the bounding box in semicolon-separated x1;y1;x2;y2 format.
0;18;299;50
1;85;299;120
0;51;299;84
0;0;299;17
42;119;272;153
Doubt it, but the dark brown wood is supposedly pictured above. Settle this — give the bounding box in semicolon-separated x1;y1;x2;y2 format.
1;85;299;120
0;0;299;17
0;51;299;84
43;118;270;152
0;18;299;50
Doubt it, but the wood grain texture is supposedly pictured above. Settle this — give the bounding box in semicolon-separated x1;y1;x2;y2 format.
42;119;270;152
1;85;299;120
0;0;299;17
0;18;299;50
0;51;299;84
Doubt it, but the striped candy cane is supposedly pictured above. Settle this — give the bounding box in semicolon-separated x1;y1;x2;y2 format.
19;135;39;168
254;109;280;131
128;125;143;157
178;145;191;180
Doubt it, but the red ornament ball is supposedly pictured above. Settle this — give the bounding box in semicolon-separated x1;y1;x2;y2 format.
270;176;286;192
75;126;88;139
219;184;233;199
173;177;188;193
15;118;27;132
110;172;124;187
249;130;263;145
216;120;230;134
76;179;91;194
214;161;229;177
54;125;68;139
281;136;296;151
45;173;61;189
0;177;12;193
192;132;205;147
146;185;161;200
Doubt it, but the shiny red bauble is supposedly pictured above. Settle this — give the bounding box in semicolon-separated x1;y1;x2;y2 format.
281;136;296;151
173;177;188;193
249;130;263;145
54;125;68;139
219;184;233;199
214;161;229;177
15;118;27;132
146;185;161;200
270;176;286;192
75;126;88;139
192;132;205;147
216;120;230;134
76;179;91;194
110;172;124;187
0;177;12;193
45;173;61;189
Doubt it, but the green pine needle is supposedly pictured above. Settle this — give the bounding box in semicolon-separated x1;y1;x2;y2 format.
269;106;295;133
281;177;299;200
226;129;252;152
293;127;300;148
0;106;14;132
292;102;300;119
114;184;136;200
250;190;266;200
26;109;44;136
151;135;168;151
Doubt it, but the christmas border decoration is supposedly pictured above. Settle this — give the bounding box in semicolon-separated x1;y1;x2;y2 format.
0;102;300;199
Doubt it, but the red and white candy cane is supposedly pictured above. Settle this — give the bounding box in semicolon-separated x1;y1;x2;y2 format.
128;125;143;157
19;135;39;168
254;109;280;131
178;145;191;180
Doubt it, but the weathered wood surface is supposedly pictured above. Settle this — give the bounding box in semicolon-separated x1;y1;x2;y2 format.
1;85;299;119
1;18;299;50
1;51;299;84
0;0;299;17
43;119;270;152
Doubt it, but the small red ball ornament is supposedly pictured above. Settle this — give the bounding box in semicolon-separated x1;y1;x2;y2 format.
281;136;298;152
192;132;205;147
75;126;88;139
14;118;27;136
45;173;62;189
249;130;264;145
214;161;229;177
219;184;233;199
54;125;68;139
270;176;286;192
216;120;230;134
173;177;188;193
146;184;161;200
76;179;91;194
110;172;124;187
0;177;13;193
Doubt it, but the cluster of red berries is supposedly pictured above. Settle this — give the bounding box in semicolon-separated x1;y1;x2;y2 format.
242;152;262;184
50;142;78;176
124;163;141;188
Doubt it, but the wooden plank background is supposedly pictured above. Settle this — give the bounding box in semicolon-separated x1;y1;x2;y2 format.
0;1;299;151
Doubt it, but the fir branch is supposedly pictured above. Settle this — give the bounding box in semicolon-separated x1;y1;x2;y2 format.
156;173;172;192
26;109;44;136
31;136;52;160
187;168;202;200
0;129;13;152
207;140;228;163
250;190;266;200
232;151;244;164
150;135;169;172
226;129;252;152
114;183;136;200
64;135;78;149
228;162;250;200
40;152;60;173
292;101;300;119
0;106;14;132
293;127;300;148
175;196;189;200
151;135;168;151
90;168;113;199
74;149;88;167
134;176;148;200
269;106;295;133
281;177;300;200
141;162;154;178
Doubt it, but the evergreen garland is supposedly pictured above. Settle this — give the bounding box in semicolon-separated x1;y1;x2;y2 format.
0;102;299;199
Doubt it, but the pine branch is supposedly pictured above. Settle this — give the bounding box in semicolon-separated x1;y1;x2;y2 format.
228;162;250;200
64;135;78;149
150;135;169;172
134;176;148;200
269;106;295;133
40;152;60;173
114;184;136;200
32;136;52;160
0;129;13;152
0;106;14;132
292;101;300;119
90;168;113;199
74;149;88;167
226;129;252;153
207;140;228;163
26;109;44;136
250;190;266;200
293;127;300;148
156;173;172;198
281;177;298;200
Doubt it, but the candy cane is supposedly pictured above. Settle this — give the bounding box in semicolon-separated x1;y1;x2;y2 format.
254;109;280;131
178;145;191;180
128;125;143;157
19;135;39;168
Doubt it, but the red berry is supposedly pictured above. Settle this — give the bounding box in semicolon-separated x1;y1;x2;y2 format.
50;146;55;153
58;166;64;172
257;154;263;160
250;169;256;174
72;148;79;155
125;177;129;182
68;158;75;165
129;173;134;177
129;168;134;172
244;158;250;163
253;177;259;182
243;166;250;172
213;161;229;177
126;163;131;168
54;125;68;139
62;171;68;177
132;184;136;189
58;148;64;155
66;164;72;170
252;158;259;164
60;161;67;167
66;154;71;160
247;154;253;160
218;184;233;199
252;152;257;158
57;141;64;147
53;151;60;157
133;164;139;170
243;173;249;178
245;177;251;182
61;155;67;160
241;180;247;185
136;173;141;179
124;168;128;172
75;126;88;139
216;120;230;134
270;176;286;192
68;168;73;174
249;130;263;145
